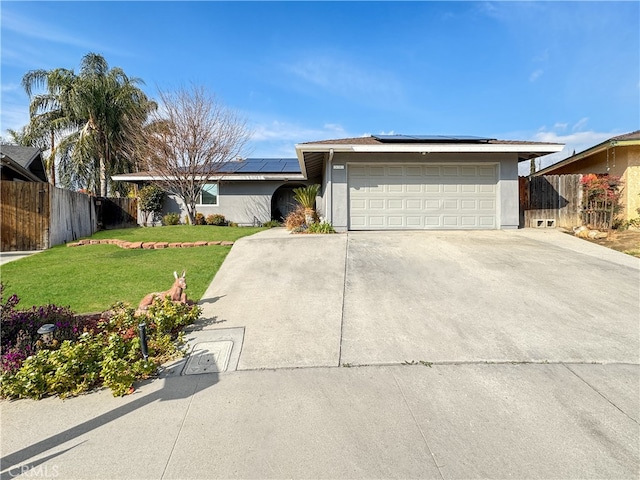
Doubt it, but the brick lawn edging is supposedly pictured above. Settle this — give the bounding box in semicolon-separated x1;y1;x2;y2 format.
67;239;234;249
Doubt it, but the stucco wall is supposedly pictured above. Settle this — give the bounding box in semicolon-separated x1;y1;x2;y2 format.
158;180;307;226
540;145;639;221
324;151;522;230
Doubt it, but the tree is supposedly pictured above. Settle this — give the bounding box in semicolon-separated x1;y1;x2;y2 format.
21;53;155;195
138;184;165;226
139;85;250;225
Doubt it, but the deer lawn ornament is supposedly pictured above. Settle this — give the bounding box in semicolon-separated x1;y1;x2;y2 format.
138;270;188;312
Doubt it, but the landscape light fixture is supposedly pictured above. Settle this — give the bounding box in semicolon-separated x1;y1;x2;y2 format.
37;323;57;343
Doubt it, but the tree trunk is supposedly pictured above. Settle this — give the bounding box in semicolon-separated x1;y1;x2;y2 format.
97;156;107;197
304;208;315;226
49;130;56;186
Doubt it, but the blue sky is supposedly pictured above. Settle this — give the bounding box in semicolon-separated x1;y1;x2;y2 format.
1;1;638;172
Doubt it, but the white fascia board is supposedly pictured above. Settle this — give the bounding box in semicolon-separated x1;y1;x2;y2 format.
111;174;304;182
297;143;564;154
351;144;565;154
294;148;309;179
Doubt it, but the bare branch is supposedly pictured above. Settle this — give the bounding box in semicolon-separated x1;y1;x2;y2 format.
139;85;251;224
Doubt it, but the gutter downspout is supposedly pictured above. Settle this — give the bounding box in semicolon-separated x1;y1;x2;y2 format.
326;149;334;224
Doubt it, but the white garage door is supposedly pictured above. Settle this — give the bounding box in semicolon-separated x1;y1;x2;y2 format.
349;164;498;230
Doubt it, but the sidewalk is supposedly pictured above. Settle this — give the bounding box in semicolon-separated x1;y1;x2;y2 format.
0;251;42;266
1;363;638;479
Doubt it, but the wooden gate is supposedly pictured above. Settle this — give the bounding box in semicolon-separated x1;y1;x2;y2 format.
0;182;50;251
95;197;138;230
519;175;583;228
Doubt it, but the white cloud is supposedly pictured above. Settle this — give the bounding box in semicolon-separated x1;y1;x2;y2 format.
284;55;403;104
250;120;348;143
1;10;125;56
247;119;355;157
572;117;590;132
529;69;543;82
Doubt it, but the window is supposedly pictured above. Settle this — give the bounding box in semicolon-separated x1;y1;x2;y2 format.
199;183;218;205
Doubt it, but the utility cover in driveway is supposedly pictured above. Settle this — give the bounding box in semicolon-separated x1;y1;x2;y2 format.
184;341;233;374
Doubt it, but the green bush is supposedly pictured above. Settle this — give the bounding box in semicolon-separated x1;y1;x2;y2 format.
307;221;336;234
0;298;201;399
162;212;181;225
138;184;164;226
205;214;227;226
195;213;206;225
262;220;281;228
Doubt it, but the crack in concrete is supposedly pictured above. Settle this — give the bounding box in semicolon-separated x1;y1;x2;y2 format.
391;370;446;480
563;363;639;425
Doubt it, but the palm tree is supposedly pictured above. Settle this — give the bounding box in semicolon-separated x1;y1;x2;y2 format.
21;67;79;185
293;184;320;225
22;53;155;195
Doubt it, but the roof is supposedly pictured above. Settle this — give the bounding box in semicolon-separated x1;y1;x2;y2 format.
296;135;565;179
112;158;303;183
534;130;640;176
0;145;42;169
0;145;47;182
299;135;560;147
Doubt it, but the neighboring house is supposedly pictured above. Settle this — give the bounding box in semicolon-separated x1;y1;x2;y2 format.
113;135;563;230
112;158;309;225
296;135;562;231
0;145;47;182
534;131;640;222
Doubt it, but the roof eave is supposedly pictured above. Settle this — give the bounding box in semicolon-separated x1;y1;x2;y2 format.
296;143;563;154
111;173;305;182
534;138;640;176
0;157;45;182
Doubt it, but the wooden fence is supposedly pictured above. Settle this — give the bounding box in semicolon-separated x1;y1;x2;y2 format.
519;174;583;229
1;181;138;251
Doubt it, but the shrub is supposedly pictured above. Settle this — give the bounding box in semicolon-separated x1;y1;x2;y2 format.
0;284;99;374
229;222;238;227
138;184;164;226
262;220;281;228
205;214;227;226
195;212;206;225
284;206;307;230
307;221;336;234
162;212;181;225
0;287;202;399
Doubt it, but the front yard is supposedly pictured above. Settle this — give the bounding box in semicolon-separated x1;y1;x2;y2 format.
1;225;264;313
583;229;640;258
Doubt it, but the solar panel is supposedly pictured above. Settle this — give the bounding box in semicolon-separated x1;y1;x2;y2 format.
372;134;495;143
213;158;301;174
281;159;302;173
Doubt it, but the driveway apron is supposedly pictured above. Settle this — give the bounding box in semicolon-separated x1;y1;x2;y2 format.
198;229;347;370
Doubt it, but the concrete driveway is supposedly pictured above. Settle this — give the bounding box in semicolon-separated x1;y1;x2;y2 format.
199;228;639;369
2;229;638;479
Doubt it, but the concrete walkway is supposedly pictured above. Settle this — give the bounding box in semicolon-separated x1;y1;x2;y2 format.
1;228;638;479
0;250;42;266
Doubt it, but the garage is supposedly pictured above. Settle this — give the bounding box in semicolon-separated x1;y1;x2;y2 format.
295;135;564;231
348;163;498;230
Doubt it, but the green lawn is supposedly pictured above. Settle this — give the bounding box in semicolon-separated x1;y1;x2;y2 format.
1;226;265;313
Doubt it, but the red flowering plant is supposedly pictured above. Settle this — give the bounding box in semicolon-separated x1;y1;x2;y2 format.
581;174;623;207
580;174;624;229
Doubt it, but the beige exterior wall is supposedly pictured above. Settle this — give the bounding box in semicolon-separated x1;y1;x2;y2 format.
541;145;640;221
